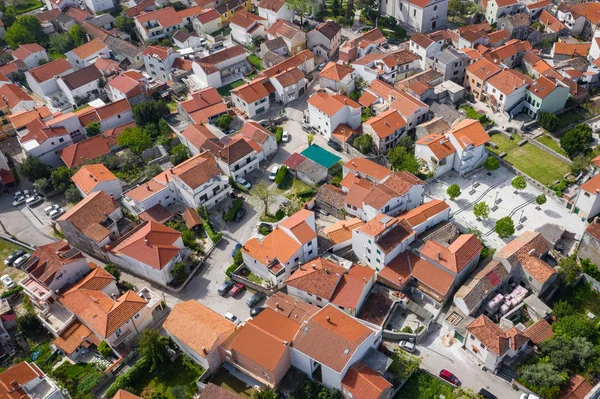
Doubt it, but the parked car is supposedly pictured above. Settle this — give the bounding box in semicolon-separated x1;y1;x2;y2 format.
12;196;26;207
232;243;242;258
234;207;246;222
217;280;235;296
44;204;60;215
246;292;265;307
282;131;290;142
1;275;15;289
479;389;498;399
230;283;245;297
398;341;415;353
250;307;264;317
13;254;30;268
327;139;342;151
4;250;26;266
49;208;65;220
26;195;43;207
269;164;280;181
236;177;251;190
13;190;29;199
439;370;459;386
519;395;539;399
225;312;241;325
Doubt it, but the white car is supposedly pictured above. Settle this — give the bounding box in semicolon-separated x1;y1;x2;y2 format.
49;208;65;220
12;196;26;207
13;254;30;268
269;164;280;181
44;204;60;215
13;190;29;199
282;131;290;142
398;340;416;353
0;275;15;289
520;395;540;399
236;177;251;190
26;195;43;207
224;312;241;325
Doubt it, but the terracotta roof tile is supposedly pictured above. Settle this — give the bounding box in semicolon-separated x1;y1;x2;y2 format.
182;207;203;229
9;106;51;129
319;62;354;82
258;0;286;12
23;241;86;286
330;265;373;310
113;390;143;399
58;191;120;243
265;291;319;323
54;320;100;355
0;84;33;109
124;178;168;202
571;2;600;25
322;217;364;245
421;234;482;274
71;39;107;59
28;58;72;83
364;109;406;139
135;7;182;28
0;361;44;399
12;44;45;60
59;135;111;167
487;69;531;95
524;319;554;344
416;133;456;160
466;57;501;81
448;119;490;149
553;41;590;57
341;363;392;399
558;374;594;399
344;158;391;182
286;258;346;299
307;92;360;117
467;314;528;356
198;384;242;399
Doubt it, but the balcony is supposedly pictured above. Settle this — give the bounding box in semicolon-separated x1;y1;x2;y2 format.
36;303;75;336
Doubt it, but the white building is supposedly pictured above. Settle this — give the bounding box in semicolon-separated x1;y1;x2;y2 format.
0;84;36;113
485;0;521;24
318;62;355;93
409;33;443;69
483;69;530;114
0;362;65;399
351;49;421;84
230;10;268;46
19;118;73;166
134;7;184;42
25;58;74;100
142;45;181;81
575;174;600;219
239;120;278;158
363;109;407;154
11;44;48;70
380;0;448;33
192;45;249;89
65;39;110;70
72;164;122;199
231;77;273;118
307;20;342;61
258;0;293;24
307;92;361;138
57;65;103;107
83;0;115;13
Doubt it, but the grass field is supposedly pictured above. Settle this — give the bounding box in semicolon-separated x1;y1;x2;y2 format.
7;0;43;14
209;368;255;398
488;133;571;185
131;357;203;399
555;108;588;131
217;80;245;97
536;134;567;157
0;239;29;284
395;370;454;399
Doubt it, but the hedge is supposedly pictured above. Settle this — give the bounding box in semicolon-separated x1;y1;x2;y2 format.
223;198;244;222
104;357;151;398
226;264;238;277
1;286;23;298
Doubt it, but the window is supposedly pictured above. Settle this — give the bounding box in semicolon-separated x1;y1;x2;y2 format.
413;9;416;16
480;343;486;349
294;257;299;262
400;2;403;9
367;248;371;254
59;138;64;143
368;240;372;244
376;258;381;263
434;4;437;10
453;70;459;76
376;249;381;255
115;328;123;337
134;313;140;319
308;250;313;255
585;192;591;197
307;241;312;246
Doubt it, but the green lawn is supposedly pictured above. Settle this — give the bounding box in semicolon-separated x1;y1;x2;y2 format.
276;175;312;196
7;0;43;14
217;80;245;97
536;134;568;157
131;356;203;399
395;370;454;399
51;363;103;399
488;133;571;185
28;340;62;373
209;368;256;398
248;55;263;71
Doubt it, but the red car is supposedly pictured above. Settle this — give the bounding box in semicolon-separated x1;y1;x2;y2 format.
230;283;245;297
439;369;459;386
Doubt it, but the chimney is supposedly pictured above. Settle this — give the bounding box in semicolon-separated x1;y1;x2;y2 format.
326;316;331;323
144;238;149;245
283;340;289;345
170;167;174;174
9;381;19;392
436;251;440;260
275;302;280;309
202;347;208;355
352;161;355;166
266;256;270;263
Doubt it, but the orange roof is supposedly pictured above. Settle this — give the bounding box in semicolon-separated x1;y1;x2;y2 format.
164;300;236;358
307;91;361;117
291;305;373;372
231;77;272;104
364;109;406;139
279;209;317;244
330;265;374;310
113;390;143;399
387;88;427;117
416;133;456;160
497;231;556;284
401;199;450;227
411;32;434;48
539;9;567;33
448;119;490;149
23;241;87;286
524;319;554;344
9;106;51;129
177;5;203;18
553;41;591;57
487;29;509;44
286;258;346;300
265;291;319;324
243;226;302;267
319;62;354;82
466;57;501;81
54;320;100;355
0;362;44;399
558;374;594;399
58;191;120;243
592;154;600;168
142;44;172;60
487;69;531;95
258;0;287;12
72;164;118;195
135;6;182;28
259;49;314;79
182;207;202;229
341;363;391;399
421;234;482;274
488;39;532;60
322;217;364;245
230;10;266;29
580;174;600;193
344;158;392;182
331;124;358;143
28;58;72;83
0;84;33;109
529;76;559;99
571;2;600;25
358;91;377;107
124;178;168;202
467;314;529;356
59;135;111;167
70;39;107;59
12;43;45;60
155;151;223;190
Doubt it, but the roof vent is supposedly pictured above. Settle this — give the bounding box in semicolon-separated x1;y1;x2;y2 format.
326;316;331;322
343;348;350;355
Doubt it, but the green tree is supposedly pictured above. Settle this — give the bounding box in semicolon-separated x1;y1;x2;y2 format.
98;77;106;89
286;0;318;26
361;107;374;122
5;23;34;49
2;9;16;28
98;341;112;358
520;362;566;389
557;256;582;286
145;163;163;178
571;154;591;175
274;165;288;185
182;229;199;251
170;144;189;166
86;121;101;137
136;329;169;372
17;313;42;333
540;335;596;371
253;386;278;399
348;90;360;101
251;180;275;215
215;113;232;130
345;0;354;23
511;176;527;191
117;127;153;154
115;15;135;35
170;386;187;399
356;0;379;15
33;178;51;194
536;194;546;206
483;156;499;171
51;166;73;192
49;32;75;55
65;185;82;203
560;123;593;156
170;261;188;284
158;119;171;135
553;313;598;341
172;1;187;10
448;0;465;21
332;0;341;14
69;24;87;46
388;349;420;382
307;132;314;146
495;216;514;238
132;100;170;126
537;111;559;132
552;300;575;318
473;201;489;219
581;258;600;281
448;388;482;399
447;184;461;200
387;146;421;175
20;157;53;184
353;134;373;154
104;264;121;281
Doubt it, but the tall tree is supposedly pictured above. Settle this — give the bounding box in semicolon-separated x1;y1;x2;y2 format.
136;329;169;372
250;181;276;216
387;146;421;175
345;0;355;23
86;122;101;137
51;166;74;192
495;216;514;238
117;127;153;154
473;202;489;219
132;100;170;126
19;157;51;181
49;32;75;54
332;0;340;15
5;23;34;49
69;24;87;46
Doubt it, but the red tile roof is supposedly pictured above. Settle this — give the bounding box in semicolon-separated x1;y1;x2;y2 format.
448;119;490;149
23;241;87;286
341;363;392;399
558;374;594;399
70;38;108;59
421;234;482;274
307;91;360;117
0;83;33;109
12;43;45;60
59;135;111;167
286;257;346;300
467;314;529;356
524;319;554;344
135;7;182;28
58;191;120;243
28;58;72;83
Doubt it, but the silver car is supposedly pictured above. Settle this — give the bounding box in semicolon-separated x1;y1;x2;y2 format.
44;204;60;215
398;340;416;353
236;177;251;190
49;208;65;220
225;312;241;325
1;275;15;289
13;254;30;268
12;196;26;207
26;195;43;207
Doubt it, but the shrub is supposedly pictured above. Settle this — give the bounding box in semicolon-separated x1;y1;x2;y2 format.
401;326;413;333
182;229;199;251
495;216;515;238
483;156;499;171
223;198;244;222
560;123;593;156
275;209;285;220
536;194;547;206
17;313;42;334
258;226;271;235
104;264;121;282
273;127;283;144
65;185;82;204
447;184;461;200
215;114;232;130
512;176;527;191
353;134;373;154
538;111;559;132
98;341;112;358
1;285;23;298
105;357;151;398
226;264;238;277
274;165;288;185
170;262;188;285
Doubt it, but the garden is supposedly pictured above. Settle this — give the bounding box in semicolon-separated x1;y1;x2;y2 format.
395;370;453;398
535;134;567;157
487;133;570;185
217;80;245;97
50;362;104;399
209;368;256;398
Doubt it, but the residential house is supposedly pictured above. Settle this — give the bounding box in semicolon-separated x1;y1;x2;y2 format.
487;39;532;68
465;57;502;100
307;20;342;61
433;48;468;84
239;120;277;158
83;0;114;13
351;49;421;84
142;45;181;81
25;58;74;100
578;220;600;266
575;174;600;219
177;5;204;25
122;151;231;213
192;45;249;89
178;87;228;124
72;164;122;198
0;151;14;189
363;109;408;154
258;0;293;24
0;84;36;113
107;221;187;287
286;258;375;316
261;37;289;60
485;0;521;24
266;19;306;55
342;157;392;184
87;14;116;30
230;10;268;46
415;133;457;176
409;33;443;69
173;30;203;49
322;218;365;251
65;39;110;70
445;119;490;175
339;28;386;63
198;385;243;399
11;44;48;70
341;362;393;399
230;77;273;118
58;135;111;168
379;0;448;33
497;13;530;40
453;260;511;316
318;62;355;93
107;70;151;104
537;9;568;37
455;23;493;50
269;67;307;104
192;8;223;37
523;0;551;17
95;58;121;77
57;191;126;259
18;118;73;166
484;68;531;114
265;291;319;323
164;300;236;371
242;209;318;287
557;2;600;40
523;76;570;119
57;65;104;107
0;361;65;399
134;7;184;42
551;41;591;61
307;92;361;139
290;304;383;390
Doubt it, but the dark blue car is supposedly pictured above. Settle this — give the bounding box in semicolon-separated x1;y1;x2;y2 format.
232;243;242;258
